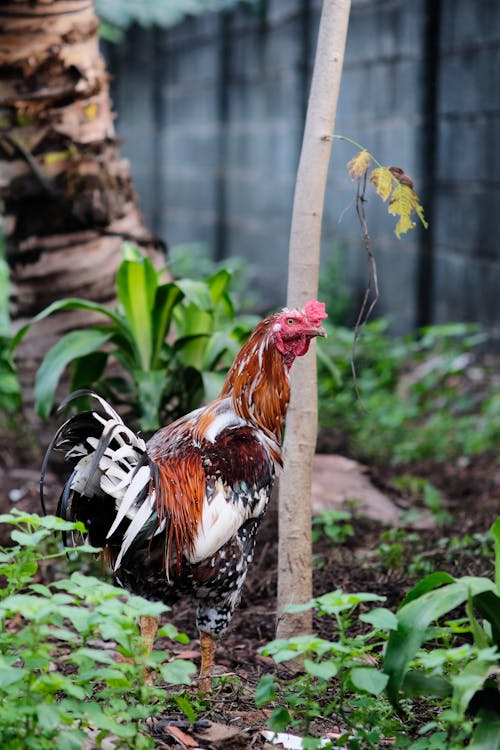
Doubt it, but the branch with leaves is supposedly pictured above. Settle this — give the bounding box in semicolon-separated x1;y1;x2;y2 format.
337;135;428;238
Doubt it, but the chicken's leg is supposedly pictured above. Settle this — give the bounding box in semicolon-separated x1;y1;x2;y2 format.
198;630;216;691
140;614;159;684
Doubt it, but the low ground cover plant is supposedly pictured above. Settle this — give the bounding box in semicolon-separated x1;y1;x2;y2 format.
318;319;499;464
0;511;196;749
257;517;500;749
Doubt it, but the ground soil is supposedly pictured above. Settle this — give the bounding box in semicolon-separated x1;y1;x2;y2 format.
1;437;499;748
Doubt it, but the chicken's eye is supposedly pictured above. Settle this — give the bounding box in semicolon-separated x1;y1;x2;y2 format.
287;318;296;325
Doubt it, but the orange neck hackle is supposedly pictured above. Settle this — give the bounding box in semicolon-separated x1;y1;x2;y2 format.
220;316;291;444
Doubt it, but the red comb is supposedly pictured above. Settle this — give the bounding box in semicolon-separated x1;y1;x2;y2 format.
304;299;327;326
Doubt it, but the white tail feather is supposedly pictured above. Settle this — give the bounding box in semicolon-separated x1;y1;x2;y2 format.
114;490;156;570
106;463;151;539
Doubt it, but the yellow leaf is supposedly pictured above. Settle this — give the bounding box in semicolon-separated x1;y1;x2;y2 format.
388;184;421;237
84;102;98;121
416;202;429;230
369;167;393;202
393;214;415;238
347;149;372;180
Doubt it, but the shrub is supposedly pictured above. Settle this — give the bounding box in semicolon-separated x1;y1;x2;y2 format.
0;511;196;749
12;244;257;433
318;319;499;464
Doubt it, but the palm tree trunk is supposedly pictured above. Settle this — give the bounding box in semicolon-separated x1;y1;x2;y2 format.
0;0;161;429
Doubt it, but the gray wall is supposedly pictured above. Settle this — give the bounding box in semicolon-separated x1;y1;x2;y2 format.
107;0;500;335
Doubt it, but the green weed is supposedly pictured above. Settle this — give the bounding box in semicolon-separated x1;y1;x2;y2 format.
0;511;197;749
318;319;499;464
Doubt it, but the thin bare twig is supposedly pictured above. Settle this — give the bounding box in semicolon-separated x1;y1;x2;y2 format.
351;171;379;401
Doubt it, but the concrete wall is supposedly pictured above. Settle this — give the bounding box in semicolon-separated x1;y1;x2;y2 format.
106;0;500;334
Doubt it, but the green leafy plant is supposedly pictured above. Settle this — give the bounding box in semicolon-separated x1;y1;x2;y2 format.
0;333;21;417
338;136;428;238
256;591;401;748
0;234;21;418
383;517;500;748
0;510;196;749
392;476;452;526
312;509;354;545
12;244;256;432
317;318;499;464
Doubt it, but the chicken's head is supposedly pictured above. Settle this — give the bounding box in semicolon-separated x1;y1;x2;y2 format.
272;299;327;365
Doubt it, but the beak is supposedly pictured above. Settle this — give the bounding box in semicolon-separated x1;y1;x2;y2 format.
308;325;327;338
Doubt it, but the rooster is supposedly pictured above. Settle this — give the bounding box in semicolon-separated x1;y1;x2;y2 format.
41;299;327;686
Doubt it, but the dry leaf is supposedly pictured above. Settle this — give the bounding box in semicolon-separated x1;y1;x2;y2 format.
161;725;200;748
388;183;421;237
347;149;371;180
193;720;249;749
388;165;414;189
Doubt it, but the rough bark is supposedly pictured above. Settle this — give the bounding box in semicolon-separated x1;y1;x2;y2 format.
276;0;351;641
0;0;161;434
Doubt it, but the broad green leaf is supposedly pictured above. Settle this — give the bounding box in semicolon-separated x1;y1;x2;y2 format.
255;674;276;706
474;590;500;646
125;596;169;618
117;256;158;369
360;607;399;631
0;662;26;687
384;577;496;706
11;529;50;547
207;268;231;306
268;707;292;733
151;283;183;367
350;667;388;696
315;590;385;616
36;703;61;732
95;668;130;688
271;648;300;664
304;658;337;681
202;370;226;403
70;646;117;665
10;297;125;351
466;591;490;649
469;712;500;750
400;571;455;607
176;279;212;312
174;694;198;725
401;670;452;698
316;345;342;386
134;368;166;432
35;329;113;419
160;658;196;685
285;600;315;614
70;351;108;390
84;701;136;738
39;515;87;533
491;517;500;593
201;331;233;370
121;241;145;262
452;656;499;715
174;331;211;371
